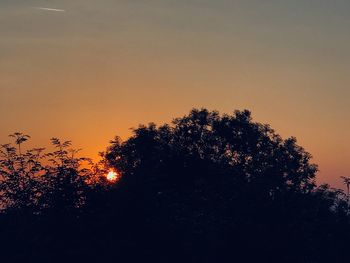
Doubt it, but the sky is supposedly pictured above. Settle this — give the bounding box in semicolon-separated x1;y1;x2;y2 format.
1;0;349;188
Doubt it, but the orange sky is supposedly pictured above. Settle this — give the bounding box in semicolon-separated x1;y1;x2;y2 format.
1;0;350;188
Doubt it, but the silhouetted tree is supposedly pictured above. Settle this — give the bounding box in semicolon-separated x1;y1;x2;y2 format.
101;108;348;262
341;176;350;211
0;133;45;213
0;135;96;215
105;109;318;198
0;109;349;263
37;138;93;216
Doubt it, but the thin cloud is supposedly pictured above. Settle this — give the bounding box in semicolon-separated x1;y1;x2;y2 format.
34;7;66;12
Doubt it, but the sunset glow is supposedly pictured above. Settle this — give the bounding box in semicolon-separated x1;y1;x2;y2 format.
1;1;350;188
1;1;350;261
106;170;118;182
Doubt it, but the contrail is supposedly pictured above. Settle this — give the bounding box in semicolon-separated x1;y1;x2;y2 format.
34;7;66;12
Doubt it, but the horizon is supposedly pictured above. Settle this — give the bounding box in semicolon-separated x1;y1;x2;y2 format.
1;0;350;189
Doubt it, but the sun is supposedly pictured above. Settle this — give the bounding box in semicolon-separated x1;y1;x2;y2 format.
106;170;119;182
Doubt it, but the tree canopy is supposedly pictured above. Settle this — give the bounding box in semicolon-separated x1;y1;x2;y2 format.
105;109;318;194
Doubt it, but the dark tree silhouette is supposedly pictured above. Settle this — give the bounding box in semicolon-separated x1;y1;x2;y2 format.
0;109;349;263
0;135;97;215
0;133;44;212
101;108;348;263
105;109;319;200
341;176;350;212
40;138;92;215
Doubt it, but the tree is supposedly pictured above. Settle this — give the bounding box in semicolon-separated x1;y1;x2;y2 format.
105;108;318;196
40;138;93;215
341;176;350;211
0;133;45;212
101;108;348;263
0;109;349;263
0;135;97;215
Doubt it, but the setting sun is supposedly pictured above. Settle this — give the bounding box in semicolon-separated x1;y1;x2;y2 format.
106;170;119;182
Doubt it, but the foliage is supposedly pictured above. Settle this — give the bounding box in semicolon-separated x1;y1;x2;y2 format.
105;109;318;195
101;108;348;262
0;133;44;212
0;109;349;262
0;134;100;215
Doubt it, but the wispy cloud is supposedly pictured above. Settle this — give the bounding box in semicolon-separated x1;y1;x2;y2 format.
34;7;66;12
